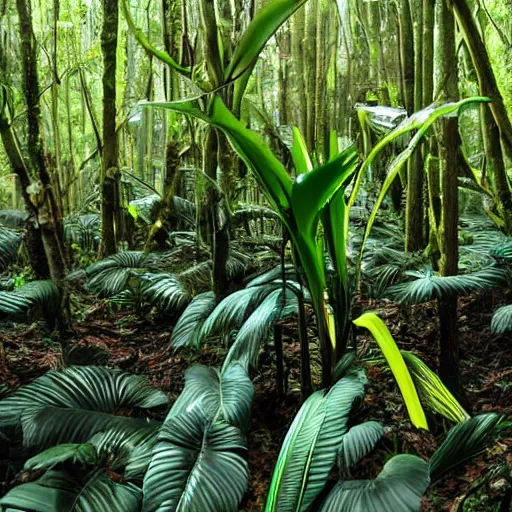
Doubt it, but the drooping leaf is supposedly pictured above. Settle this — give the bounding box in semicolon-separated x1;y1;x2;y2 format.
338;421;384;471
0;469;142;512
0;280;60;318
0;227;22;269
223;288;298;371
429;413;501;480
320;454;430;512
86;251;158;297
353;312;428;430
265;371;367;512
169;291;217;350
199;283;281;342
142;408;248;512
349;97;490;253
0;365;168;429
401;351;469;423
24;443;99;471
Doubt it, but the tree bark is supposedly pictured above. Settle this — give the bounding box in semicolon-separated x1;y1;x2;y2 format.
99;0;120;257
434;0;465;402
15;0;72;335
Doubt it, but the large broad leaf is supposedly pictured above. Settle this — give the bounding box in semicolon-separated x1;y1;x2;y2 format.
142;407;248;512
146;97;292;216
0;469;142;512
265;370;367;512
429;413;501;480
401;351;469;423
86;251;158;297
491;304;512;334
170;291;217;350
140;273;190;312
353;313;428;430
21;406;160;451
348;97;490;254
223;288;298;371
0;366;168;429
319;454;430;512
24;444;99;471
338;421;384;472
168;363;254;432
0;280;60;318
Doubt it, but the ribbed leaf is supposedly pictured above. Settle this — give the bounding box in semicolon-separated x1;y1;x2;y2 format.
86;251;158;297
142;408;248;512
168;363;253;432
21;406;160;451
265;371;367;512
140;273;190;312
320;454;430;512
0;469;142;512
170;291;217;350
338;421;384;471
0;366;168;429
199;283;281;341
353;313;428;430
223;288;298;371
0;280;60;318
0;227;21;269
429;413;501;480
24;444;99;471
491;304;512;334
386;267;505;304
402;351;469;423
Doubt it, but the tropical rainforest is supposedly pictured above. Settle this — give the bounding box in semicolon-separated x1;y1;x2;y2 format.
0;0;511;509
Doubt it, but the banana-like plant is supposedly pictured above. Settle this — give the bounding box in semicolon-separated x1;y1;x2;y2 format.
0;226;22;270
146;95;489;387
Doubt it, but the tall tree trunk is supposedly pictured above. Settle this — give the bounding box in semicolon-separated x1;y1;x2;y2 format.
99;0;120;257
405;0;425;251
16;0;72;335
434;0;465;402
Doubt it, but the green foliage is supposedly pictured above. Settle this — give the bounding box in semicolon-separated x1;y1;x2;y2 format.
265;370;367;511
0;227;21;269
353;313;428;429
402;351;469;424
319;454;430;512
491;304;512;334
430;414;502;481
337;421;385;472
385;267;506;304
0;280;59;319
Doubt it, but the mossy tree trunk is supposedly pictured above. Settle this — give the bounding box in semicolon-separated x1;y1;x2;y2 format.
15;0;72;336
99;0;120;257
434;0;465;403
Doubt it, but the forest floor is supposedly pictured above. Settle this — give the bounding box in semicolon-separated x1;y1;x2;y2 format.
1;292;511;511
